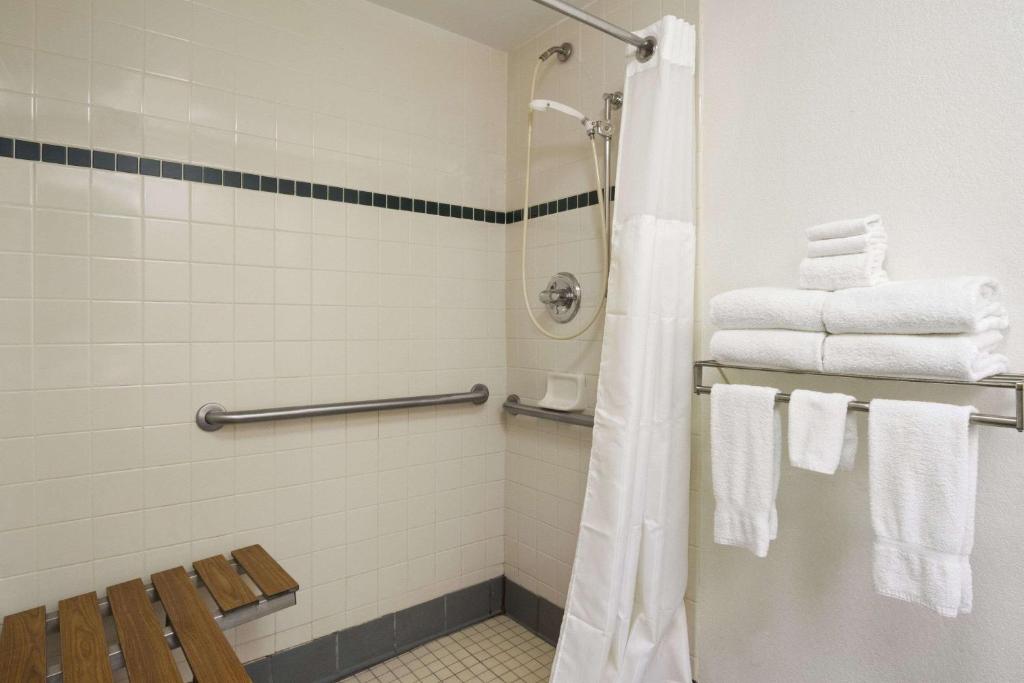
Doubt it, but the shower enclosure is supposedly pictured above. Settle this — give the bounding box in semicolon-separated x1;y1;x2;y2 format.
0;0;697;681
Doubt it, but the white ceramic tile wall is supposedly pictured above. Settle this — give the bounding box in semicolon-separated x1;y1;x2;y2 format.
501;2;700;664
0;0;508;663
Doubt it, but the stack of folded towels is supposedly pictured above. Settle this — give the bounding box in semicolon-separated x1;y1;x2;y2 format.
800;214;889;290
709;215;1009;381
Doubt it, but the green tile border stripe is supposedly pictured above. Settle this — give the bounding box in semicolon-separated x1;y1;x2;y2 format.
0;135;613;225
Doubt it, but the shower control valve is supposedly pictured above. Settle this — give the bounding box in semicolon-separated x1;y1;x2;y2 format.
538;272;582;323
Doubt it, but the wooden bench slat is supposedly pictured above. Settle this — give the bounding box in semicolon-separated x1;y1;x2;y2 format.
193;555;258;612
151;567;250;683
0;606;46;683
107;579;184;683
58;592;114;683
231;545;298;597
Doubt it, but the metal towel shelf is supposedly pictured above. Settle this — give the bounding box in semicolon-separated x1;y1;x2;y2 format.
503;394;595;427
196;384;490;431
694;360;1024;431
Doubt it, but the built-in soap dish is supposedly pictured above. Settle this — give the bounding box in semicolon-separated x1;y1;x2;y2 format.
537;372;585;412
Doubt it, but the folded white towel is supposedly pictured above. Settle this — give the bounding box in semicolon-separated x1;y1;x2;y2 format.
710;287;828;332
805;214;883;241
823;331;1008;381
710;330;826;371
711;384;782;557
788;390;858;474
869;399;978;617
823;276;1009;335
799;250;888;291
807;231;887;258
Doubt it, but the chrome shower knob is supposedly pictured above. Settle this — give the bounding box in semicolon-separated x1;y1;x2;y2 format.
538;272;582;323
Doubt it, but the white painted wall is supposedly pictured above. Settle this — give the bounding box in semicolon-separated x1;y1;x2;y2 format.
697;1;1024;680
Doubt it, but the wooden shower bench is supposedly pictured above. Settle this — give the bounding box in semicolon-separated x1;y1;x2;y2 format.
0;544;298;682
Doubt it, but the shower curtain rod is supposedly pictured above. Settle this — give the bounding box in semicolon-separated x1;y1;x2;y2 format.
529;0;657;62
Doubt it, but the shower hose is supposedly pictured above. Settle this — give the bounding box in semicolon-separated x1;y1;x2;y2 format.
521;59;609;341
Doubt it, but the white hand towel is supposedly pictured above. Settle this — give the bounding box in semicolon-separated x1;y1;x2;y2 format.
710;287;828;332
711;384;782;557
805;214;883;241
824;331;1008;381
799;250;888;291
788;390;858;474
710;329;826;371
807;231;887;258
869;399;978;617
823;276;1009;335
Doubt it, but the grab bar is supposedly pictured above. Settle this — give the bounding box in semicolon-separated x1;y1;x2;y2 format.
503;394;595;427
196;384;489;431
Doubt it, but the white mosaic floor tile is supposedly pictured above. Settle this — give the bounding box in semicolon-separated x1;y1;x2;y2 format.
338;616;553;683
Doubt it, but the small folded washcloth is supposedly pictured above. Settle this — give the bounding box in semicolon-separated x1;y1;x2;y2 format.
823;331;1008;381
799;250;888;291
710;287;828;332
869;399;978;617
805;214;884;241
807;231;887;258
823;276;1009;335
710;329;826;371
788;389;858;474
711;384;782;557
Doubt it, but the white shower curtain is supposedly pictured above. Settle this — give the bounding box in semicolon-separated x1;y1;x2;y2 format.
550;17;696;683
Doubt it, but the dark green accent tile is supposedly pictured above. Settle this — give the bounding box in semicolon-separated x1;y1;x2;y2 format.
140;158;161;176
41;144;66;164
116;154;139;173
93;150;115;170
162;160;183;179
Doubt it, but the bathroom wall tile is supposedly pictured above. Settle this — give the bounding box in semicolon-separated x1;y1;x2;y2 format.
4;0;511;661
144;31;189;80
92;63;143;112
142;75;189;121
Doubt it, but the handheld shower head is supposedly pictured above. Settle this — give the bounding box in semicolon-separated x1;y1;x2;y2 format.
529;99;588;125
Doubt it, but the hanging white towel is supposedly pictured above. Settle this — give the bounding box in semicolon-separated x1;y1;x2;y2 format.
787;389;858;474
823;276;1009;335
798;250;888;291
710;329;826;371
805;214;883;241
823;331;1008;381
711;384;782;557
710;287;828;332
869;399;978;617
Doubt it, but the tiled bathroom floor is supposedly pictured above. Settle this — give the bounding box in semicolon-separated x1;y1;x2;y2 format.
339;615;554;682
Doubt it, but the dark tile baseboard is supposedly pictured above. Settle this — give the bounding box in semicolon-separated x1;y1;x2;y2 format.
502;577;564;646
244;577;504;683
244;577;697;683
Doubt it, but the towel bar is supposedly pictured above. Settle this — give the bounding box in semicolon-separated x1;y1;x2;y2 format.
693;360;1024;431
196;384;490;431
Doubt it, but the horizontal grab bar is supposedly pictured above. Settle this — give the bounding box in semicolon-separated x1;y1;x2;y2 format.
196;384;489;431
503;394;595;427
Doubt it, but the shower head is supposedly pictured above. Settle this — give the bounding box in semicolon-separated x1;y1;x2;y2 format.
529;99;588;125
538;42;573;62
